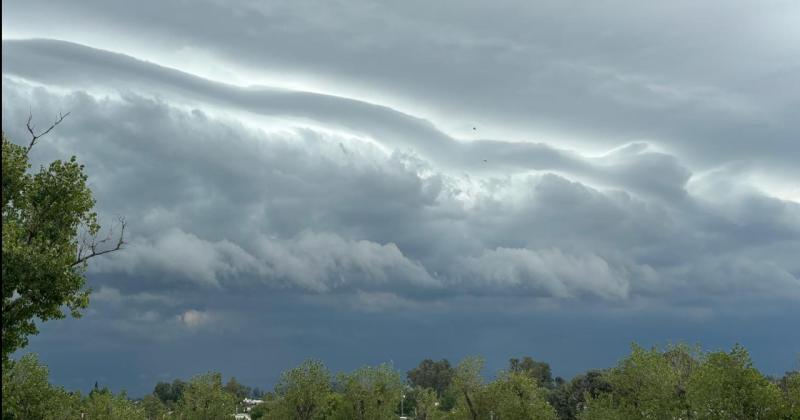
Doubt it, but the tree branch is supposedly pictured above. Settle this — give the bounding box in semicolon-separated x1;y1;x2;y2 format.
72;217;126;268
26;110;70;154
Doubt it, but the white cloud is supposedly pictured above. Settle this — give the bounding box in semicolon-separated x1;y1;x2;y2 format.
177;309;213;329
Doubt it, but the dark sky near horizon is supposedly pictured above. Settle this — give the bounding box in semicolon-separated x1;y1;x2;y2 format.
2;0;799;397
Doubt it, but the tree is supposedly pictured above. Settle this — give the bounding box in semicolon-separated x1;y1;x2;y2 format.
82;387;145;420
335;363;403;420
579;344;688;420
153;379;186;408
407;359;454;398
176;372;237;419
548;370;611;420
271;359;332;420
2;116;125;363
779;371;800;419
484;371;558;420
411;386;440;420
449;357;486;420
224;376;252;401
1;353;82;419
509;356;555;389
686;344;785;419
141;394;167;420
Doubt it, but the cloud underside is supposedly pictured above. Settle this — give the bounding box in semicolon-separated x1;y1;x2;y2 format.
2;39;799;311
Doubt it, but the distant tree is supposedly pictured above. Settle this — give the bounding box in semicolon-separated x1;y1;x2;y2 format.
449;357;486;420
141;393;167;420
411;386;440;420
407;359;454;397
779;371;800;419
2;116;125;363
580;344;687;419
686;344;785;419
176;372;237;419
82;386;144;420
224;376;252;401
153;379;186;407
548;370;611;420
335;363;403;420
484;371;557;420
1;353;82;419
509;356;555;389
270;359;331;420
251;386;265;399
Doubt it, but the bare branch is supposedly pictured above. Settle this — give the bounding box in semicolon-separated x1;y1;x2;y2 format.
72;217;126;268
26;110;71;153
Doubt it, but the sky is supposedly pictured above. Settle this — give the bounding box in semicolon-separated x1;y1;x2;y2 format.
2;0;799;397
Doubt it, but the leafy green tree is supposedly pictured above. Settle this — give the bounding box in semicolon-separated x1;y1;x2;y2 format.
2;119;125;363
176;372;237;419
141;394;167;420
579;344;689;420
412;386;441;420
224;376;252;401
2;353;82;419
153;379;186;408
575;394;624;420
335;363;403;420
449;357;486;420
779;371;800;419
407;359;455;398
249;393;280;420
509;356;555;389
548;370;612;420
82;387;145;420
270;359;332;420
484;371;558;420
686;344;785;419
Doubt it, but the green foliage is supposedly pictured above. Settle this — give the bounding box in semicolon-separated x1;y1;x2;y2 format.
82;387;145;420
448;359;557;420
548;370;612;420
449;356;486;420
1;353;82;420
2;132;122;363
579;344;694;419
407;359;455;398
270;359;332;420
141;394;167;420
4;343;797;420
686;344;785;419
153;379;186;408
509;356;555;389
579;343;789;420
224;376;252;401
412;386;442;420
485;371;558;420
176;372;237;420
335;363;403;420
604;344;686;419
780;371;800;419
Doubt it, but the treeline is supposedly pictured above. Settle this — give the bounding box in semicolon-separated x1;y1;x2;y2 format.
2;343;799;419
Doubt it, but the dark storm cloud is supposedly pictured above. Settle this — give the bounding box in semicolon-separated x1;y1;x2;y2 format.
3;41;798;305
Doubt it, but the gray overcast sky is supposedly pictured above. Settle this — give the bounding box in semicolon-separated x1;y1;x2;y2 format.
2;0;799;396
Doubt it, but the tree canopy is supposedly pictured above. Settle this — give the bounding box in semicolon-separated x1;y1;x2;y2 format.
2;119;124;363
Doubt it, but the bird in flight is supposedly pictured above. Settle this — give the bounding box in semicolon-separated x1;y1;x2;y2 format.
473;127;477;131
